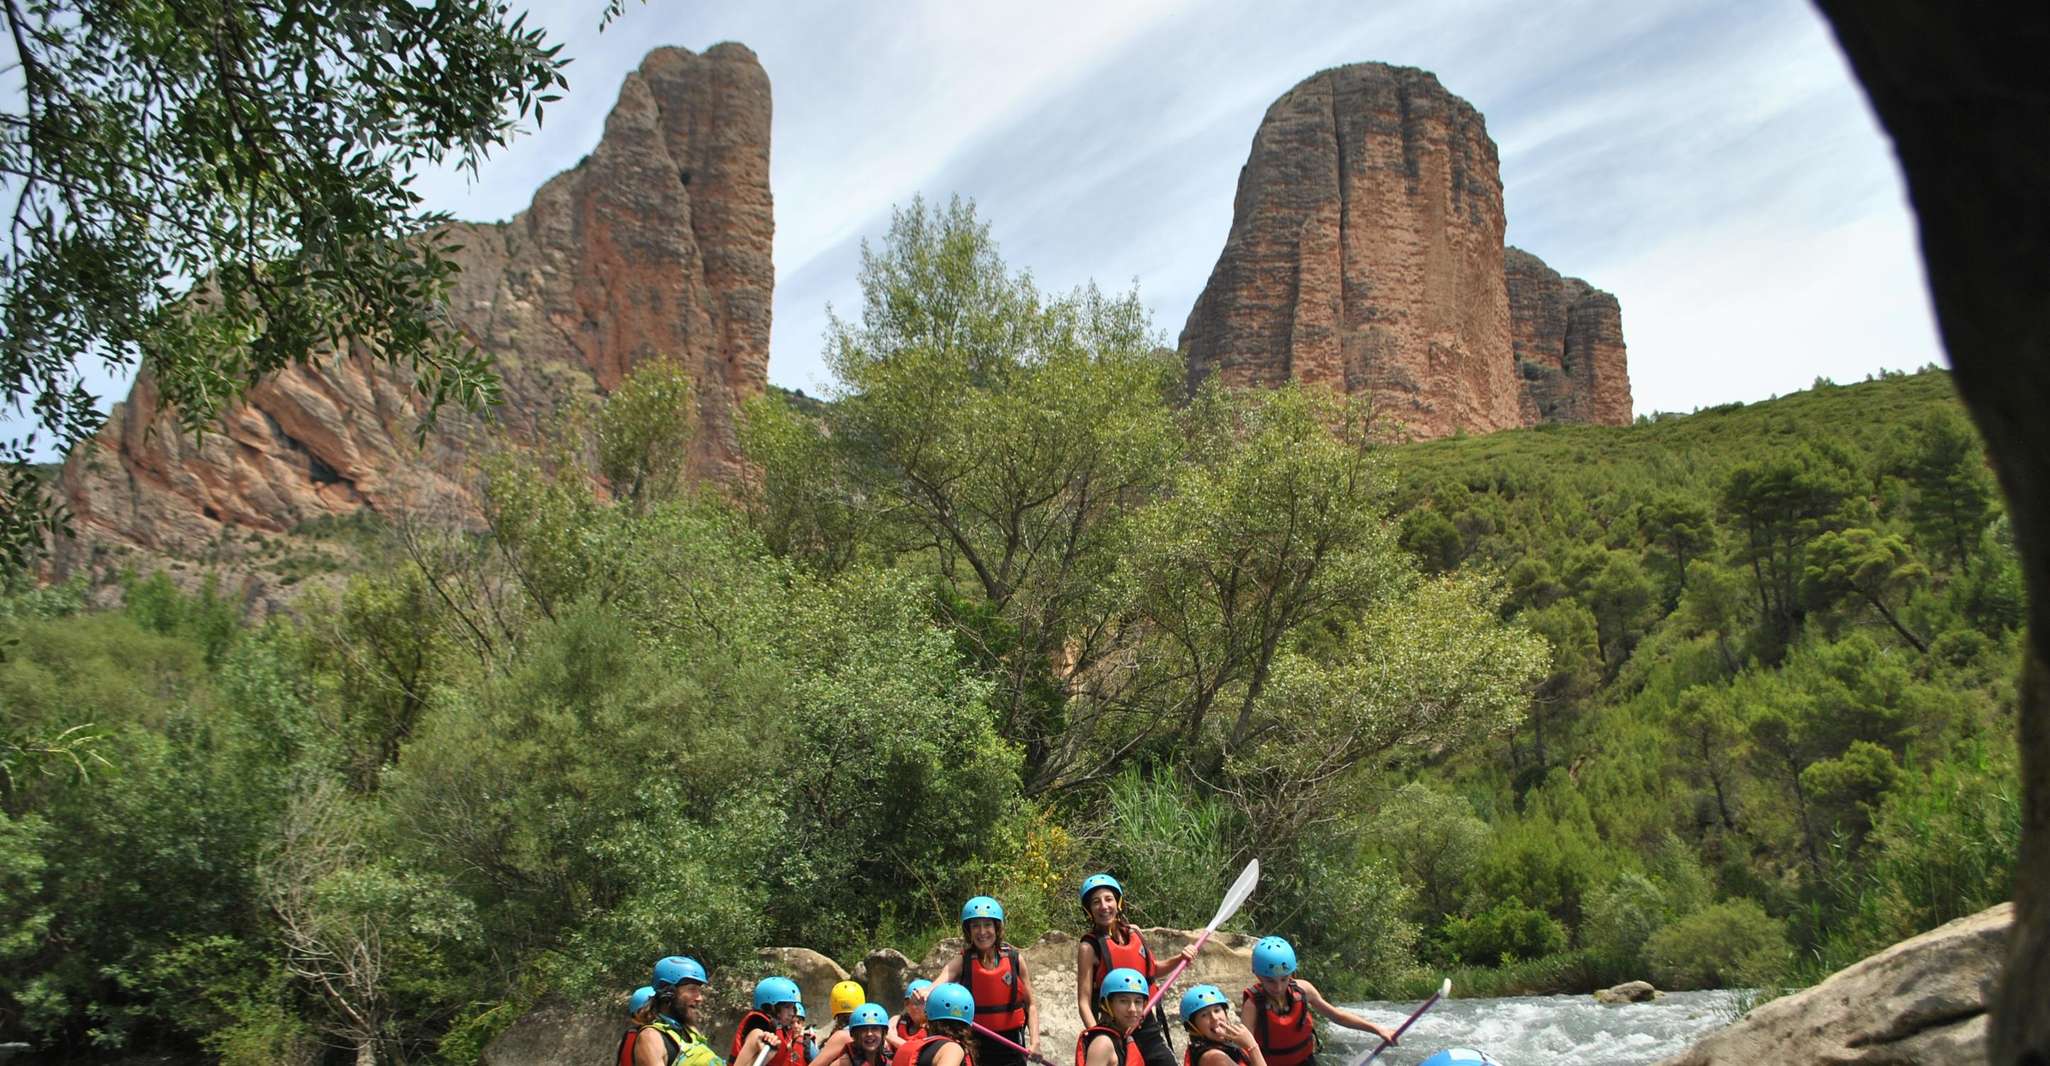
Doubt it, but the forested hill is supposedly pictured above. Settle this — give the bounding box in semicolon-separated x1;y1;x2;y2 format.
0;204;2017;1062
1372;367;2021;996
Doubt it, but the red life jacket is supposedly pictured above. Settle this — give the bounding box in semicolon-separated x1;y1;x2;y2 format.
963;946;1027;1032
1075;1025;1140;1066
1183;1038;1249;1066
893;1032;973;1066
1081;928;1155;995
894;1017;924;1043
1240;984;1315;1066
731;1010;809;1066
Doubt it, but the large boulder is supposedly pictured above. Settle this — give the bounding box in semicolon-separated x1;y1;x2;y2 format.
759;946;852;1025
482;1001;620;1066
1655;903;2011;1065
854;948;915;1013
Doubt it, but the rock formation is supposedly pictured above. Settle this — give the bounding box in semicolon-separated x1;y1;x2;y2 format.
52;42;773;571
1505;247;1631;426
1180;63;1630;436
1656;903;2010;1065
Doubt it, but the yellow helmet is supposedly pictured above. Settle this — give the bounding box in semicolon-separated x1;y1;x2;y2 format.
831;980;866;1017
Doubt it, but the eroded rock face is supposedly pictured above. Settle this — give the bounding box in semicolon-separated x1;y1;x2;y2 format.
1180;63;1630;437
1505;247;1631;426
52;42;772;571
1655;903;2011;1065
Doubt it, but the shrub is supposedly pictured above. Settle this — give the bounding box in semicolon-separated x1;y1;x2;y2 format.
1644;900;1791;989
1440;898;1566;967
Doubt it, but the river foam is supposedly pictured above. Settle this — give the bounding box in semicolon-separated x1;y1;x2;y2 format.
1322;989;1741;1066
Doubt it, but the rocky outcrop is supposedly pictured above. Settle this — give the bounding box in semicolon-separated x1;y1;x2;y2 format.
53;42;773;571
1505;248;1631;426
1655;903;2011;1065
1180;63;1629;437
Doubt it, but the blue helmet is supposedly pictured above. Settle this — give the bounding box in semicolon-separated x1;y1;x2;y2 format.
926;982;976;1025
848;1003;890;1029
630;985;656;1016
961;896;1005;923
1180;985;1230;1025
754;976;802;1010
1079;873;1124;906
1252;936;1297;977
906;978;934;999
1418;1051;1499;1066
1098;967;1149;1001
654;955;708;989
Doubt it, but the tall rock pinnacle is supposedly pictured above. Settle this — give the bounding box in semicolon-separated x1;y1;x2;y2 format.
54;43;773;568
1180;63;1630;436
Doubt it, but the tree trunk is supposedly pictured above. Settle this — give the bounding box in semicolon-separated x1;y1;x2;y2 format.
1811;5;2049;1060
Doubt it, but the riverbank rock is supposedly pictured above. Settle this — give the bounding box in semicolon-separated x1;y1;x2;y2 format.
854;947;914;1012
482;1001;619;1066
759;946;851;1022
1654;902;2011;1065
1593;980;1660;1005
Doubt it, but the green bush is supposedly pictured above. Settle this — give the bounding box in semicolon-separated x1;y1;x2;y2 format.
1644;900;1791;990
1441;898;1566;967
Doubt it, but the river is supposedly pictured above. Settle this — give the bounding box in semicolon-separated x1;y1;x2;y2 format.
1322;989;1741;1065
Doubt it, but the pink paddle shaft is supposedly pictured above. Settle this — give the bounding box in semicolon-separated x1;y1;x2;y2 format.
970;1021;1057;1066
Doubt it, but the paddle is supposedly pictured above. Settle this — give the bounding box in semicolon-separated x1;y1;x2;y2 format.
749;1034;780;1066
1357;979;1451;1066
969;1022;1060;1066
1141;858;1261;1016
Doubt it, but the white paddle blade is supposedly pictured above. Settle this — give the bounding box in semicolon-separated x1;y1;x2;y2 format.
1206;858;1261;931
1440;979;1452;998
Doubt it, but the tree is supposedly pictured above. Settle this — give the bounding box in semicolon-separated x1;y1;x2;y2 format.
755;196;1180;791
1637;494;1715;603
1802;528;1931;652
1899;411;1997;568
1116;383;1406;764
0;0;573;573
1718;452;1851;660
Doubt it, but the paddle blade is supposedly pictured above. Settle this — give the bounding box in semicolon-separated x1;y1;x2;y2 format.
1206;858;1261;932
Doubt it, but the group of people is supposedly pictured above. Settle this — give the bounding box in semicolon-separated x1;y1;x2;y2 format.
617;874;1401;1066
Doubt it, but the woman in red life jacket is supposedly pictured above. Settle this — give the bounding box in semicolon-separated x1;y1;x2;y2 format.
1074;874;1198;1066
1240;938;1394;1066
1177;987;1265;1066
733;976;811;1066
812;980;870;1066
931;896;1039;1066
892;983;977;1066
889;979;934;1051
1076;967;1150;1066
816;1003;893;1066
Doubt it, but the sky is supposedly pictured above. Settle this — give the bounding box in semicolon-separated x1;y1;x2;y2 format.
15;0;1948;453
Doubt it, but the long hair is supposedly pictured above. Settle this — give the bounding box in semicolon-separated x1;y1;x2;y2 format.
963;918;1010;965
1086;893;1135;944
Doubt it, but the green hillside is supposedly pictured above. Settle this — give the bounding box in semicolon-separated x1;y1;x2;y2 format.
1374;367;2019;995
0;202;2019;1060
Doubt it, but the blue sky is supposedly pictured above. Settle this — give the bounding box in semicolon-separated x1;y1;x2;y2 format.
16;0;1946;453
